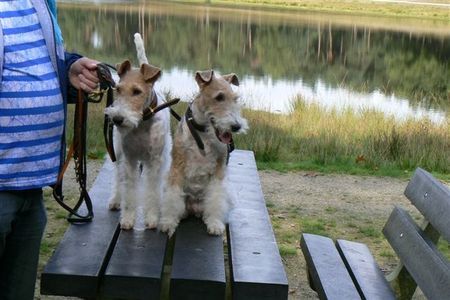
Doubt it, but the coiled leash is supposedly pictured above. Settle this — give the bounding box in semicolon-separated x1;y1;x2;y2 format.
52;63;116;223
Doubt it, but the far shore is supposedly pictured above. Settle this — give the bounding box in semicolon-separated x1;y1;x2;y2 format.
168;0;450;21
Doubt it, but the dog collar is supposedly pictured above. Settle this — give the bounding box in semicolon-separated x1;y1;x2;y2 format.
141;92;181;121
185;106;207;153
186;106;207;132
142;90;158;121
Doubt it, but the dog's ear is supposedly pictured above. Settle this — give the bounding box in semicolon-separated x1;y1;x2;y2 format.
222;73;239;86
117;60;131;77
141;64;161;83
195;70;214;87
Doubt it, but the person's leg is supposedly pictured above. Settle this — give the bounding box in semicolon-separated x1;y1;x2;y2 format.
0;189;47;300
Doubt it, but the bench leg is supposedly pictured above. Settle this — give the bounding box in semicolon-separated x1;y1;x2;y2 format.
306;267;317;292
387;263;417;300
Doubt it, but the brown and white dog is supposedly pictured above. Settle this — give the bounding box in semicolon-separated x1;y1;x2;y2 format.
105;33;171;230
159;70;248;236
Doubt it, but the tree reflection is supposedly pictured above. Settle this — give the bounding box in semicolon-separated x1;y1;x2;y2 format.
59;5;449;110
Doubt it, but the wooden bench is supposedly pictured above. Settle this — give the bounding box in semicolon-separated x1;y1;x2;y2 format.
300;168;450;300
41;150;288;299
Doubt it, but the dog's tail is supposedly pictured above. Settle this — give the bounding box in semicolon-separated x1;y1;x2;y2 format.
134;33;149;66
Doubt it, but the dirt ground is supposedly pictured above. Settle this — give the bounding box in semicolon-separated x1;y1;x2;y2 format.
259;170;411;299
38;161;448;299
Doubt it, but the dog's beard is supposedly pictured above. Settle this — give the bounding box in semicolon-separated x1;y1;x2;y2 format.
104;106;142;130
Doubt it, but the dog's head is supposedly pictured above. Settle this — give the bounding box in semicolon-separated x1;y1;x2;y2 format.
104;60;161;130
194;70;248;145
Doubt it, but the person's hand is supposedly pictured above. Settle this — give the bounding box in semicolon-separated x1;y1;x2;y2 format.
69;57;100;93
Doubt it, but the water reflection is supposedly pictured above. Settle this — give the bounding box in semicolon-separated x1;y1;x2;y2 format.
159;68;446;124
58;1;449;123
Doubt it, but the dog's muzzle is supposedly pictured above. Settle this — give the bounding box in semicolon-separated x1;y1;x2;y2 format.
112;116;124;126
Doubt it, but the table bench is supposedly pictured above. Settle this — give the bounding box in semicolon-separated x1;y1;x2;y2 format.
41;150;288;299
300;168;450;299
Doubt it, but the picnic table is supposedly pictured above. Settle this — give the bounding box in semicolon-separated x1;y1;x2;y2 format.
41;150;289;299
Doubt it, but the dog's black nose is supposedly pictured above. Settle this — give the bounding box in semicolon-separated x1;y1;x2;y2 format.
231;124;241;132
112;116;124;126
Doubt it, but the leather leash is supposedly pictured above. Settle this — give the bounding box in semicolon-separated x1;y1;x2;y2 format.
52;88;94;223
53;63;116;223
97;63;117;162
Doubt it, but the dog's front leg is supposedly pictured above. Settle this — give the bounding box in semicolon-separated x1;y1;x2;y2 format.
108;132;123;210
118;159;138;230
159;179;185;237
142;162;162;229
203;179;229;235
108;161;121;211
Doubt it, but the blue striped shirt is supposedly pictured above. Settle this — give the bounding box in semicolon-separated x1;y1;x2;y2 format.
0;0;64;190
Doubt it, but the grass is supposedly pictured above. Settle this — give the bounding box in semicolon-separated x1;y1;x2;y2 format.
236;97;450;179
170;0;450;21
72;95;450;180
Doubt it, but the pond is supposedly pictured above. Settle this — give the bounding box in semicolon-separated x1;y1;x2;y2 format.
58;1;450;123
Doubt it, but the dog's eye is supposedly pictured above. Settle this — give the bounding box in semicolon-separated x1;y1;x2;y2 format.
115;87;121;94
132;88;142;96
215;93;225;102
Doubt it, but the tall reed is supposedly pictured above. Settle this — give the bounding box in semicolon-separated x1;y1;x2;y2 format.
235;97;449;175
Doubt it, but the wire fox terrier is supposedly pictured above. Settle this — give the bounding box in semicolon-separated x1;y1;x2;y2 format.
105;33;171;230
159;70;248;236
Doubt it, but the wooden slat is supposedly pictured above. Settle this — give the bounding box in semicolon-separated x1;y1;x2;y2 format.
336;239;395;300
300;234;361;300
227;150;288;300
170;217;226;300
383;206;450;299
41;159;120;298
404;168;450;242
102;229;168;300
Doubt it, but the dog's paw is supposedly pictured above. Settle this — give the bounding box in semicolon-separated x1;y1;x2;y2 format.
108;201;121;211
120;220;134;230
145;215;159;230
205;219;225;236
159;221;177;237
120;216;135;230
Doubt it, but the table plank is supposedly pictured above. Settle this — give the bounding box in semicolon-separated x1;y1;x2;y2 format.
170;217;226;300
227;150;288;300
102;229;168;300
